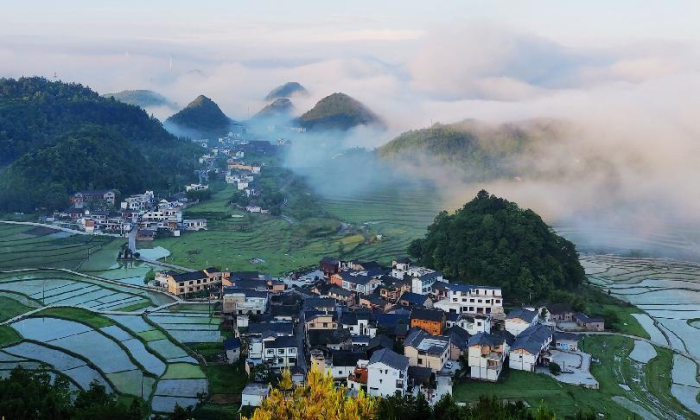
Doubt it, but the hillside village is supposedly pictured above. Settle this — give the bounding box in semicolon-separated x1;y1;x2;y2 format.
149;256;605;408
38;132;287;238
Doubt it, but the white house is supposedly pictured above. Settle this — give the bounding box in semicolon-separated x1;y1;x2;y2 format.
241;383;270;407
505;308;539;336
389;260;446;295
222;289;268;315
467;332;508;382
185;183;208;192
367;348;409;397
339;272;382;295
434;283;504;316
455;315;491;335
340;312;377;338
262;336;298;368
509;324;553;372
183;219;207;231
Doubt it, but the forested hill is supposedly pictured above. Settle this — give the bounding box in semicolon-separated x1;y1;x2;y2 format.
0;77;201;211
299;92;384;131
102;89;176;109
164;95;231;137
408;190;585;302
378;119;564;181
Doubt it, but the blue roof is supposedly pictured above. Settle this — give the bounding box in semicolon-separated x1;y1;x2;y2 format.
224;337;241;350
399;292;428;305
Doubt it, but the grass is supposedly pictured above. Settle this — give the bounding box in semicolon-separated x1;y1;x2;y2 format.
119;301;153;312
582;335;696;419
0;325;22;347
154;175;442;274
0;296;34;322
205;363;248;394
582;287;650;339
161;362;207;379
33;307;114;329
137;329;168;341
453;368;632;418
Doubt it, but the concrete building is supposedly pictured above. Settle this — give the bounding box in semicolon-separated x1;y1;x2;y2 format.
367;348;409;397
403;328;450;372
467;332;508;382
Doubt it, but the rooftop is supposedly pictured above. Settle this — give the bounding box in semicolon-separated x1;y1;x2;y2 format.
369;348;409;371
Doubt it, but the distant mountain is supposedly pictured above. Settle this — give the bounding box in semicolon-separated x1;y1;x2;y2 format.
265;82;308;101
379;119;565;181
165;95;231;137
299;93;383;131
102;90;176;109
254;98;294;119
0;77;201;211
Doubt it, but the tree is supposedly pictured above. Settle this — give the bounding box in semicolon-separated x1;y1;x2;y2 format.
245;367;375;420
408;190;585;302
549;362;562;376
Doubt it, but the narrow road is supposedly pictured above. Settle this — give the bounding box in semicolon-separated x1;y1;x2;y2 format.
0;220;122;237
295;309;308;373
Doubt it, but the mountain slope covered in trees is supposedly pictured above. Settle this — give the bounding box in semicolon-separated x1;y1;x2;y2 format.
102;89;176;109
264;82;308;101
379;119;564;181
0;77;201;211
164;95;231;136
408;190;585;302
299;93;384;131
254;98;294;119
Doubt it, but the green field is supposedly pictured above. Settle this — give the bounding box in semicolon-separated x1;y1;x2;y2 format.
581;335;695;419
453;369;632;419
0;295;36;322
153;179;443;274
0;224;115;270
0;325;22;347
34;307;115;329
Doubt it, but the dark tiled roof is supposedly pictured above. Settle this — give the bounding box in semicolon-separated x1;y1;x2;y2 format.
368;334;394;351
410;308;445;322
377;313;410;328
331;350;366;367
224;337;241;350
573;312;605;323
308;329;352;346
172;270;208;282
444;326;471;350
554;331;580;342
248;322;294;336
408;366;433;385
265;336;298;349
467;332;504;348
303;297;337;311
547;303;573;314
369;348;409;371
507;308;538;322
511;324;552;355
399;292;428;306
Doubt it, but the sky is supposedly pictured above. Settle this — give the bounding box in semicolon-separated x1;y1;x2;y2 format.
2;1;700;250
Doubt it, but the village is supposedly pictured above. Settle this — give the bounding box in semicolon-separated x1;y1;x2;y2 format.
38;133;287;239
149;255;605;409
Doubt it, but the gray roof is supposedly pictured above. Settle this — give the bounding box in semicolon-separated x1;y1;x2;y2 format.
467;332;504;348
264;336;298;349
248;322;294;336
369;348;409;371
242;383;271;396
507;308;538;322
444;326;471;350
554;331;580;342
511;324;552;355
404;328;450;355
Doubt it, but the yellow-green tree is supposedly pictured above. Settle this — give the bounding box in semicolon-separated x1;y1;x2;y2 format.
245;367;375;420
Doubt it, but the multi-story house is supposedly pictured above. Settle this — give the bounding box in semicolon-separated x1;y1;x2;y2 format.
467;332;509;382
367;348;409;397
509;324;553;372
433;284;504;316
403;328;450;372
410;308;446;335
156;268;225;296
505;308;539;336
222;288;268;314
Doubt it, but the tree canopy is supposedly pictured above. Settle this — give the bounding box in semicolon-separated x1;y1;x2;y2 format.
0;77;201;211
409;190;585;302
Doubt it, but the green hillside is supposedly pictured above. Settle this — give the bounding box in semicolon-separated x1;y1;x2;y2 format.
264;82;308;101
299;92;383;131
379;119;564;181
102;89;176;109
254;98;294;119
165;95;231;136
0;77;201;211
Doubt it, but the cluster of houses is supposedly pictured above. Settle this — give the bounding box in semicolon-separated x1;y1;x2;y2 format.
47;187;207;238
159;256;606;407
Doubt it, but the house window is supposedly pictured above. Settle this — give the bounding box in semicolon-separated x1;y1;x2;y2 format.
323;323;328;328
418;358;423;365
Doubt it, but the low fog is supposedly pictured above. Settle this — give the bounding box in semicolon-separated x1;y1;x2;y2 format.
3;22;700;257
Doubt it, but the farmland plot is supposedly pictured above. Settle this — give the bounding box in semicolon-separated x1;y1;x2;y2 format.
147;310;223;344
582;254;700;413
